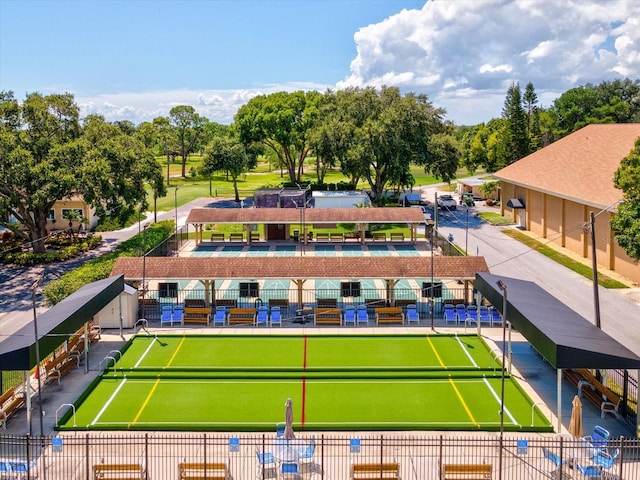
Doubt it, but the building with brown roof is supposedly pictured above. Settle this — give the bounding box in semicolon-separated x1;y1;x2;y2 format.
494;123;640;284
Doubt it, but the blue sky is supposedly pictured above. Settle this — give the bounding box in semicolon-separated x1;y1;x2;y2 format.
1;0;638;125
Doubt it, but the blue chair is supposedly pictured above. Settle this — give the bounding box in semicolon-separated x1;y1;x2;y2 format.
356;305;368;326
172;305;184;324
583;425;610;453
256;306;269;326
8;460;37;478
213;306;227;327
406;304;419;325
255;447;277;479
297;435;316;463
276;422;286;438
574;463;603;478
0;461;13;477
542;447;569;477
478;306;491;326
593;447;619;469
280;461;299;478
343;306;356;326
160;305;173;326
455;304;467;323
270;307;282;327
444;304;457;325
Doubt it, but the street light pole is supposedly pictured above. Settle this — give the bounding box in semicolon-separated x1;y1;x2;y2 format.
496;280;508;480
31;277;45;438
142;223;149;299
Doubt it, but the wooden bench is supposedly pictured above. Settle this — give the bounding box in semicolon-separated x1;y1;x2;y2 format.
42;351;75;385
227;308;256;325
210;232;225;241
93;462;145;479
315;232;330;242
1;387;25;430
372;232;387;241
330;232;344;242
182;307;211;325
565;369;622;418
179;461;230;479
440;463;492;479
344;232;360;241
350;462;400;479
390;232;405;241
314;308;342;325
375;307;405;325
229;233;244;242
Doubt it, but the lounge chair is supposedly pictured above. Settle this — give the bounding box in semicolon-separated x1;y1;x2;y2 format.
489;306;502;325
343;305;356;326
213;306;227;327
466;305;478;324
583;425;610;453
406;304;419;325
542;447;569;478
160;305;173;326
478;305;491;326
256;306;269;327
455;304;467;323
593;447;619;469
444;304;457;325
356;305;369;326
270;307;282;327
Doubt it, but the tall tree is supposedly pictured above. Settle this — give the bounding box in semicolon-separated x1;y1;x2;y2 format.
502;82;529;163
169;105;207;178
202;136;250;203
235;91;320;184
610;138;640;260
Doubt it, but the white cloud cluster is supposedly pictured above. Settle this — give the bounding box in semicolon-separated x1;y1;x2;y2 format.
75;0;639;127
338;0;640;124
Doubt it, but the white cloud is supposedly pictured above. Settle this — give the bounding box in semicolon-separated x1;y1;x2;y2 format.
75;0;639;127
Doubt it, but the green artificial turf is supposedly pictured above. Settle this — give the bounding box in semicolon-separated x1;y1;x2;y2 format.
57;334;553;432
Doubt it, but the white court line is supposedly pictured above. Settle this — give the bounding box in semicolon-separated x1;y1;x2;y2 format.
133;337;156;369
482;377;518;426
455;335;479;368
91;378;127;426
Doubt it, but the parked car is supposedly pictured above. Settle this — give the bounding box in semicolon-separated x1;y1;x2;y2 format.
437;194;457;210
411;205;433;221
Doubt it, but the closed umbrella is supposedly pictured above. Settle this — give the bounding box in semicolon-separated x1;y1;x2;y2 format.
284;398;295;440
568;395;583;438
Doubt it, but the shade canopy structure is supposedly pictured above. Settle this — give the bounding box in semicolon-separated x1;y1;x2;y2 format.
475;272;640;369
0;275;124;371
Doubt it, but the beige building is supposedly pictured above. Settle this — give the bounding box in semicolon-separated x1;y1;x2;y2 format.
47;196;99;232
494;123;640;285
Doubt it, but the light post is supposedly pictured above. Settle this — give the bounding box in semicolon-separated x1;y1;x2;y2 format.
174;186;180;237
496;280;508;480
142;223;149;300
31;277;45;438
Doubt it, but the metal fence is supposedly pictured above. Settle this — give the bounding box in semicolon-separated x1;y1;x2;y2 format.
0;433;638;479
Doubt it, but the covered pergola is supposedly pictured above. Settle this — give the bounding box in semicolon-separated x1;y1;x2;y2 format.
475;272;640;430
111;256;489;309
185;207;427;244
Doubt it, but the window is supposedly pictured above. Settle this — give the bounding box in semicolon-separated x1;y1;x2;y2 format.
61;208;84;219
422;282;442;298
239;282;259;298
159;282;178;298
341;281;361;297
47;210;55;221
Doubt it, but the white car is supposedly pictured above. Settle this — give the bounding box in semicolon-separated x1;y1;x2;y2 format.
411;205;433;221
437;195;457;211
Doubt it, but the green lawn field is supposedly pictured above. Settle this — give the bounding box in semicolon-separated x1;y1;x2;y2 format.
57;334;552;432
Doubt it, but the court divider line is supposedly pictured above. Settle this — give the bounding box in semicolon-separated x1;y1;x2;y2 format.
131;377;161;427
91;378;127;426
427;335;479;428
455;335;479;368
482;377;518;426
166;335;186;368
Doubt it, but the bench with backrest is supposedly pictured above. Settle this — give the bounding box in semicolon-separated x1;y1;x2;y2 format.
93;462;145;480
1;387;25;430
227;308;256;326
210;232;225;242
42;351;77;385
390;232;405;242
330;232;344;242
229;233;244;242
575;369;622;418
375;307;404;325
314;308;342;325
315;232;330;242
440;463;492;479
350;462;400;479
178;461;230;479
182;307;211;325
372;232;387;241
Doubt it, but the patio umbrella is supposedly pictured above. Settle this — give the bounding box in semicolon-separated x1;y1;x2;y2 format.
284;398;295;440
568;395;583;438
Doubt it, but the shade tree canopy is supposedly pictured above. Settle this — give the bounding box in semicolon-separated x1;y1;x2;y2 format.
611;137;640;261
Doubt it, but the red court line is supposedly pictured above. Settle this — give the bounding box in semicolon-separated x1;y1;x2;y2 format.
301;335;307;427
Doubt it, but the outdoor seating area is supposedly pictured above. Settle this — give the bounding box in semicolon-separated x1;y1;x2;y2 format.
563;370;622;419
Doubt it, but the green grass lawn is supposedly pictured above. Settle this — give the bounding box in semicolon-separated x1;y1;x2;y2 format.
58;334;552;432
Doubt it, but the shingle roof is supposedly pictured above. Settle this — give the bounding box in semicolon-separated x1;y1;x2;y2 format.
186;207;426;224
494;124;640;208
111;256;489;280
